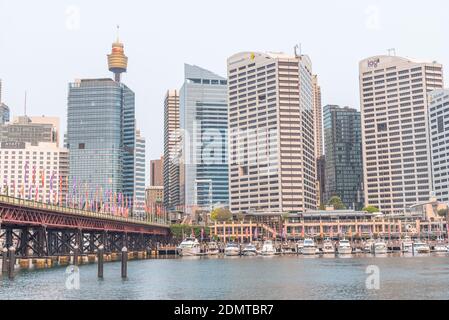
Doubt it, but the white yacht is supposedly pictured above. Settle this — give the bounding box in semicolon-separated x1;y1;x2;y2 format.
414;241;431;254
337;239;352;255
401;236;414;253
373;239;388;254
224;242;241;256
242;243;258;256
206;242;220;255
322;239;335;254
177;237;201;256
302;238;317;255
259;240;277;256
433;239;448;253
364;239;375;253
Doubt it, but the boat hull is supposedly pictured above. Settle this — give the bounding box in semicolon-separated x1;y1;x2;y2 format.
177;248;200;256
302;247;317;255
338;247;352;255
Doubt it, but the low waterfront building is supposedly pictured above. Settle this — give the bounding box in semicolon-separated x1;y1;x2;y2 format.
0;141;68;203
0;115;60;146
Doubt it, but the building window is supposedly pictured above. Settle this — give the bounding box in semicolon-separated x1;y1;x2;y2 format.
438;116;444;133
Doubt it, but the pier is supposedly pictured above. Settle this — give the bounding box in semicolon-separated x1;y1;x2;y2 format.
0;195;171;272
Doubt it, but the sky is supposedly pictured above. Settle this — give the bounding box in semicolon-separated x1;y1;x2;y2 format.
1;0;448;182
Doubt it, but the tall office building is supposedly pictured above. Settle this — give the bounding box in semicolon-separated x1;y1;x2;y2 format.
180;64;228;213
359;55;443;214
428;89;449;202
323;105;363;210
67;37;142;215
163;90;180;211
150;156;164;186
312;75;323;159
312;75;323;208
0;80;10;124
227;52;317;213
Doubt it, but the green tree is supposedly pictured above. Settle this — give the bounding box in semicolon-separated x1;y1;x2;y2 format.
327;196;346;210
319;203;326;210
210;208;232;222
170;224;210;240
437;208;448;217
363;206;380;213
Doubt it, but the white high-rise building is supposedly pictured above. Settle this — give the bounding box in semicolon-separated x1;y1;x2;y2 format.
227;51;317;213
428;89;449;202
359;55;444;214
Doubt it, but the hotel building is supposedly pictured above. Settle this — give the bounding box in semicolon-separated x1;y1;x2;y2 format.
227;51;317;213
323;105;363;210
359;55;443;214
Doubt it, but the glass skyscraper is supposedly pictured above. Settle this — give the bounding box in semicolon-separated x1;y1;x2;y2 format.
323;105;363;210
67;78;137;210
180;64;228;212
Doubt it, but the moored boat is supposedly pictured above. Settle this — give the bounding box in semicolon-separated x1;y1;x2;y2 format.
337;239;352;255
242;243;258;256
373;239;387;254
322;239;335;254
302;238;317;255
206;241;220;255
401;236;413;253
414;241;430;254
224;242;241;256
259;240;276;256
177;237;201;256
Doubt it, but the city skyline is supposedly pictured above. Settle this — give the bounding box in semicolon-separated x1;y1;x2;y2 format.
1;0;449;169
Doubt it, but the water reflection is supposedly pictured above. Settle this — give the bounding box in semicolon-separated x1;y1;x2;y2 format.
1;254;449;300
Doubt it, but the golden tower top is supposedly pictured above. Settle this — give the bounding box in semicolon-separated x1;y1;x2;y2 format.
107;26;128;82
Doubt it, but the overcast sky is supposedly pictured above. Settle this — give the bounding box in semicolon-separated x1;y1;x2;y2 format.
1;0;448;181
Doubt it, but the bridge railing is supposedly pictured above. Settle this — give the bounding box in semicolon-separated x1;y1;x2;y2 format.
0;195;169;228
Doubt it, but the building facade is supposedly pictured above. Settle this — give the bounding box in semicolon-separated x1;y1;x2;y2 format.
0;116;59;146
163;89;181;211
0;141;68;204
180;64;229;213
134;130;146;216
359;55;444;214
150;156;164;186
227;52;317;213
428;89;449;202
0;80;9;125
323;105;363;210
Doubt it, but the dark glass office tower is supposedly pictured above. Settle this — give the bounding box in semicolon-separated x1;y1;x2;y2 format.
323;105;363;210
67;78;135;200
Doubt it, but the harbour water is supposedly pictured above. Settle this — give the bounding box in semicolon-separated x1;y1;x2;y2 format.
1;254;449;300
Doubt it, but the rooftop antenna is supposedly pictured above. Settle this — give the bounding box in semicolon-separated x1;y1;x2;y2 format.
116;24;120;42
24;91;27;116
294;44;302;57
387;48;396;56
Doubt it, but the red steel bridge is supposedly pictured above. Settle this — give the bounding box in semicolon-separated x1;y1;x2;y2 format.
0;195;170;258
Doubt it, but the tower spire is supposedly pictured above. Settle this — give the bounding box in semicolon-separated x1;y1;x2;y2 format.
107;26;128;82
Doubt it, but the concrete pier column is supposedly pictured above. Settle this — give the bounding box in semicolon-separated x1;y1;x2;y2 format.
8;247;15;280
2;247;8;273
121;247;128;279
97;245;104;279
